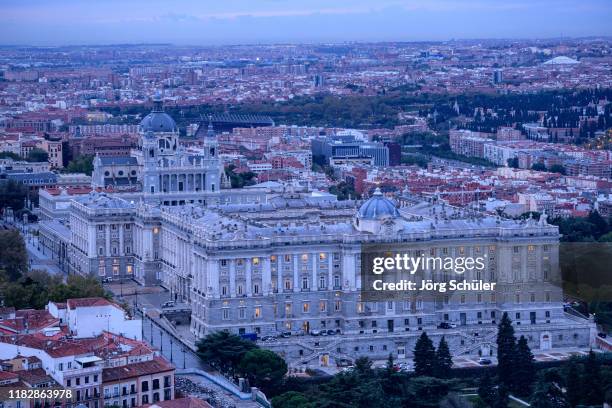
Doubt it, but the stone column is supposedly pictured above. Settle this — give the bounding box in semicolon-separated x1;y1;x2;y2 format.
208;259;220;299
277;256;283;293
311;253;318;291
263;256;271;295
328;253;334;290
293;254;299;293
229;259;236;297
105;224;111;256
246;258;252;296
119;225;124;256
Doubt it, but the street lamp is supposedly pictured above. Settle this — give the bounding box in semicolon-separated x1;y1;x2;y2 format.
170;338;173;362
160;329;163;352
182;347;186;369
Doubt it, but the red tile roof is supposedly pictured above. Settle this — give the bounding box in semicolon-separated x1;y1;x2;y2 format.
0;310;59;334
0;371;19;382
102;356;174;382
67;297;115;309
0;331;154;359
143;397;212;408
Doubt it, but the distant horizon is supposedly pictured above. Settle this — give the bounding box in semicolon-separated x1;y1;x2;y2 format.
1;35;612;49
1;0;610;46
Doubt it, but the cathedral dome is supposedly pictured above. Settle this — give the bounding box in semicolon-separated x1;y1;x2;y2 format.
358;187;400;219
140;96;177;133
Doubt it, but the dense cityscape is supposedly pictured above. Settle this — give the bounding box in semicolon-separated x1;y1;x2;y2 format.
1;3;612;408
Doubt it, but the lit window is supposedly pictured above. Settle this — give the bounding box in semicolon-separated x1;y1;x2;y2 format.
303;303;309;313
319;253;326;260
320;301;327;312
153;227;159;234
252;257;259;266
301;254;308;262
126;265;133;274
254;307;262;319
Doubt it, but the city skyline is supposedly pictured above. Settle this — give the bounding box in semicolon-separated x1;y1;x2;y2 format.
1;0;611;46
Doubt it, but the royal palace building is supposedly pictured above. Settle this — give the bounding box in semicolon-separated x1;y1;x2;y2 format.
40;105;595;366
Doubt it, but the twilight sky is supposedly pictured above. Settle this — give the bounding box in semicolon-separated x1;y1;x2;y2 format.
0;0;610;46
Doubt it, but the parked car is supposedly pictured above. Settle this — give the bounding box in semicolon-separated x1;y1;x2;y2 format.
437;322;457;329
162;301;175;308
478;358;492;365
280;331;292;338
598;332;608;338
102;277;113;283
327;329;336;335
310;329;321;336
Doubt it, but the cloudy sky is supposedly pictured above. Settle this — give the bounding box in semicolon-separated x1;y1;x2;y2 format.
0;0;610;45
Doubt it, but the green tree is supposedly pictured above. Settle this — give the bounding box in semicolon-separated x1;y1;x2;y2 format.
512;335;535;396
530;381;569;408
563;357;582;407
598;231;612;242
403;376;451;407
27;148;49;162
531;162;547;171
548;164;566;175
587;210;608;239
224;165;256;188
477;375;496;407
385;353;395;376
317;369;389;408
435;336;453;378
493;383;509;408
0;152;22;160
413;331;437;377
0;180;28;213
496;312;516;389
0;229;28;281
270;391;312;408
354;356;374;375
63;154;94;175
582;350;603;405
329;181;360;200
2;270;109;309
196;331;256;374
507;157;519;168
238;349;287;394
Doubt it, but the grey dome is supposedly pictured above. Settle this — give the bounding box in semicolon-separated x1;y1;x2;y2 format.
140;112;177;133
358;188;400;219
140;97;177;133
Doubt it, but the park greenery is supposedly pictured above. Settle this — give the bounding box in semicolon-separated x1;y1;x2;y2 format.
0;149;49;163
224;164;257;188
549;210;612;242
62;154;94;175
100;89;612;136
195;331;287;394
398;131;494;168
0;229;109;309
